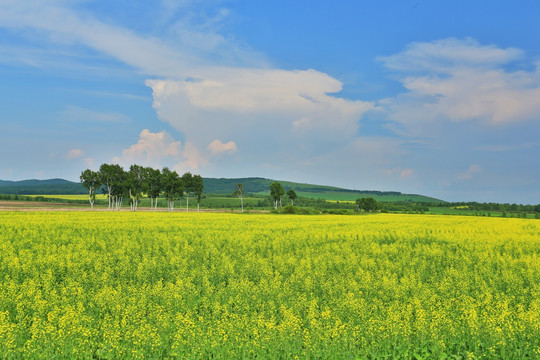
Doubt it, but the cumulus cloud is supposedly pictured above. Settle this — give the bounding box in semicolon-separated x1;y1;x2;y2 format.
380;38;540;133
113;129;182;167
113;130;238;172
146;71;374;152
207;139;237;155
65;148;83;160
174;142;209;173
0;1;375;170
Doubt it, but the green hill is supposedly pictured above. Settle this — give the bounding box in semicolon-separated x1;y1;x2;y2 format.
0;177;443;203
204;177;442;203
0;179;87;195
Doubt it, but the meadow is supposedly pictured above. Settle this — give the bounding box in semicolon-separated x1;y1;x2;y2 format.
0;212;538;359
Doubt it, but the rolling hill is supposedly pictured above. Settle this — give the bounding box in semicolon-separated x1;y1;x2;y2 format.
0;177;443;203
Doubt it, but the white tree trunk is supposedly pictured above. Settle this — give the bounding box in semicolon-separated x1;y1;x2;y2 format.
241;196;244;213
107;186;112;211
186;195;189;212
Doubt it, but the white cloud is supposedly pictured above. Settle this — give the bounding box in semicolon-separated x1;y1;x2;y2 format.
145;70;374;152
380;38;540;133
114;130;238;172
379;38;522;72
476;142;540;152
0;1;375;170
207;139;237;155
65;148;83;160
113;129;182;167
176;142;209;173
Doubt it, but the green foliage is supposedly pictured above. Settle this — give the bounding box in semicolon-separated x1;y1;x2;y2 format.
355;197;380;212
232;183;245;198
286;189;297;205
269;181;285;208
279;205;318;214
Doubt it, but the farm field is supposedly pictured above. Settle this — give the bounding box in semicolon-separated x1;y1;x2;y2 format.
26;194;109;201
0;212;539;359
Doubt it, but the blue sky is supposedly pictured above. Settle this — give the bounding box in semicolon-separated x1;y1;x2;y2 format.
1;0;539;203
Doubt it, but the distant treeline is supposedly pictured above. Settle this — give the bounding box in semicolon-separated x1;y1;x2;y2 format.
0;184;86;195
444;201;540;213
408;201;540;212
0;194;87;204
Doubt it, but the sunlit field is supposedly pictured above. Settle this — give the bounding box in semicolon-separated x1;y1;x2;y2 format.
0;212;538;359
27;194;108;201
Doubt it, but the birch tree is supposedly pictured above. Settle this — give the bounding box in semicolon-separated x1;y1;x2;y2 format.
287;189;297;206
80;169;101;211
162;168;182;212
233;183;245;212
145;167;162;210
127;164;145;211
182;172;193;212
111;165;127;211
270;181;285;209
192;174;204;212
99;163;117;210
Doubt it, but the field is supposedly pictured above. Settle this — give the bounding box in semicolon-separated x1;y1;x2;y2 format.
293;191;439;202
0;212;539;359
26;194;109;201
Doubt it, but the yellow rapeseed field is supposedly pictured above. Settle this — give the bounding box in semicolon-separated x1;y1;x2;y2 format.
0;212;538;359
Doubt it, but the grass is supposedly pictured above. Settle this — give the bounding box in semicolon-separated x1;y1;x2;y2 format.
255;190;440;203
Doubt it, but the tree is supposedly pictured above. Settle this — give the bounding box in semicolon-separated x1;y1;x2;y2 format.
286;189;297;206
110;165;127;211
192;174;204;212
270;181;285;209
182;172;194;212
127;164;145;211
162;167;182;211
233;183;245;212
80;169;101;211
145;167;162;210
99;163;125;211
355;197;379;212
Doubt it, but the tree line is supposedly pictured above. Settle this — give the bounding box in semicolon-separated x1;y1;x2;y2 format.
231;181;297;212
80;164;203;211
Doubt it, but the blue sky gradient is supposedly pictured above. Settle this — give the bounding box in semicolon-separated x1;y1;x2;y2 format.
1;0;539;203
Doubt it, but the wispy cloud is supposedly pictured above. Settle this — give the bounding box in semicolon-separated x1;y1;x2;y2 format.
59;106;130;124
0;0;375;172
476;142;540;152
379;38;540;134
